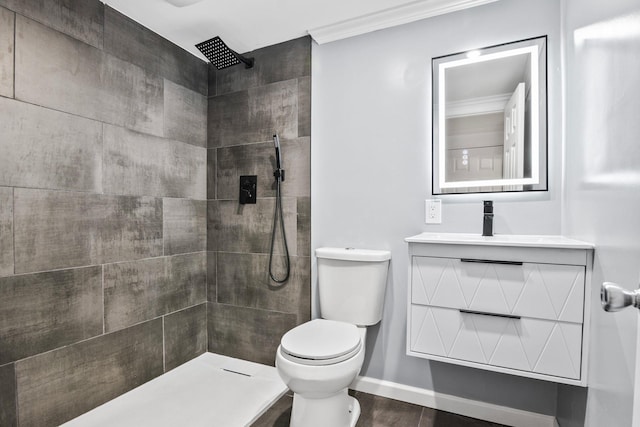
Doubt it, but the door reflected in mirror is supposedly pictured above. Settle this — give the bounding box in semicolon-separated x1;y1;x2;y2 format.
432;36;548;194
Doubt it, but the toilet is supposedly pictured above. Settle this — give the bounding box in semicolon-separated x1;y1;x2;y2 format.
275;247;391;427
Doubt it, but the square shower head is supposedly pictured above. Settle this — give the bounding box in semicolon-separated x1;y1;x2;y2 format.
195;36;253;70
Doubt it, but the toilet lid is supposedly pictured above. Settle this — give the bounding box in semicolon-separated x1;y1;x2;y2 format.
280;319;361;365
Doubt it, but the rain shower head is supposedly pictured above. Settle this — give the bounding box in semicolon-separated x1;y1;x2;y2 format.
195;36;254;70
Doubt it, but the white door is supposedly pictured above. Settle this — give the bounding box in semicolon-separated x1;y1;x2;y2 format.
502;82;525;191
601;281;640;425
563;1;640;425
564;0;640;427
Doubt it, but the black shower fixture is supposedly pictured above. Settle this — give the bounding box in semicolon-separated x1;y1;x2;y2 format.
195;36;254;70
269;133;290;284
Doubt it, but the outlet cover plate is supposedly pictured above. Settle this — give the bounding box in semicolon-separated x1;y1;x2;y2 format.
425;199;441;224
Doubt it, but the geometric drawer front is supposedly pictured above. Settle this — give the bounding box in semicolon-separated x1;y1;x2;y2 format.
410;305;582;380
411;257;585;323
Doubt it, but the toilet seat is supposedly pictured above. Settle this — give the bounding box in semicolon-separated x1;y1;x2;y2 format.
280;319;362;366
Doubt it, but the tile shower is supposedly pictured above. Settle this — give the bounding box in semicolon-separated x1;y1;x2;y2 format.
207;36;311;365
0;0;311;425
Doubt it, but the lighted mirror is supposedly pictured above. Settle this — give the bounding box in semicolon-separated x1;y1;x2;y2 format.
432;36;547;194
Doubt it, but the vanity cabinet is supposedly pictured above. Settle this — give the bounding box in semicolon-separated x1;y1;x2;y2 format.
406;233;593;386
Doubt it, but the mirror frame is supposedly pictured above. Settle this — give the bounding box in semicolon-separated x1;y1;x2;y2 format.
432;36;548;195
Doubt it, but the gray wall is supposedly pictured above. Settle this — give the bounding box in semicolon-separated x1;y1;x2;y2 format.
312;0;562;416
0;1;208;425
558;0;640;426
206;37;312;365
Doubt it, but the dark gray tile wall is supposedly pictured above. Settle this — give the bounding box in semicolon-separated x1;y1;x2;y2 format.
208;302;297;366
208;64;217;96
207;36;311;365
214;37;311;95
296;197;311;258
103;7;207;95
216;253;311;324
103;253;206;332
103;124;206;200
216;137;311;199
101;54;164;136
0;6;14;98
16;319;164;427
163;198;207;255
207;251;216;302
207;148;217;200
0;98;103;192
0;363;16;426
15;14;103;116
207;198;297;254
0;266;103;365
164;303;208;371
16;16;165;137
0;187;13;277
298;76;311;137
164;79;208;147
208;79;299;147
14;189;163;273
1;1;208;424
0;0;104;49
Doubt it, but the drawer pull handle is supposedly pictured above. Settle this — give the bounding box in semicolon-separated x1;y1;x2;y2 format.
460;258;523;266
459;309;521;320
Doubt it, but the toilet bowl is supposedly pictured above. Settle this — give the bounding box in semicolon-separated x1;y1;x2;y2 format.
276;319;366;427
275;247;391;427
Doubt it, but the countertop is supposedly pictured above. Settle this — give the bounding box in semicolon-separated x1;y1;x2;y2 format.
405;232;594;249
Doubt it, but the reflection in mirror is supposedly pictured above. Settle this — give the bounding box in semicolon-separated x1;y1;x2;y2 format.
432;36;548;194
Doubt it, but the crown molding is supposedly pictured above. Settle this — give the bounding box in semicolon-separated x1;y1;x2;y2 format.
308;0;499;45
446;93;511;117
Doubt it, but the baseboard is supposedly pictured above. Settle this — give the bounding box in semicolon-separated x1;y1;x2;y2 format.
350;376;559;427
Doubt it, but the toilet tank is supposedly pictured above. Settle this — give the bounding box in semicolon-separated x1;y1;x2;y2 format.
316;247;391;326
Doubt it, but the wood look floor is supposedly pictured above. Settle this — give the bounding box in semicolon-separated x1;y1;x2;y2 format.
252;390;508;427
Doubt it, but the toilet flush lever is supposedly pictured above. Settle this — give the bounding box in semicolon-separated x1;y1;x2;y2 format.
601;282;640;312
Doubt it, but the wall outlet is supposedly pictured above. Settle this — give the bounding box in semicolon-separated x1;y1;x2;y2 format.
425;199;442;224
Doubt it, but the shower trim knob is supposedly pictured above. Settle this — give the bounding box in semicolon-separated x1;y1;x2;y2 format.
601;281;640;312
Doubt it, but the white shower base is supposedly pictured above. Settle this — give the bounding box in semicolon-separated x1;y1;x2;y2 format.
63;352;288;427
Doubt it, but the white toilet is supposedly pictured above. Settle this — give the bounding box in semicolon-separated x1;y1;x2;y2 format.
275;247;391;427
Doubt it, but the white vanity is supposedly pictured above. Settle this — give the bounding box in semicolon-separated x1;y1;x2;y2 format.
405;233;594;386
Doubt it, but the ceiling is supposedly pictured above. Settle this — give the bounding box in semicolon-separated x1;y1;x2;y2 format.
101;0;498;62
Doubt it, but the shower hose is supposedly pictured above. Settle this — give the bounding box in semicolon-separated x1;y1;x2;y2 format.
268;171;290;283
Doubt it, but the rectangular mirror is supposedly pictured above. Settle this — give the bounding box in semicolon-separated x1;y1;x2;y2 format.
432;36;548;194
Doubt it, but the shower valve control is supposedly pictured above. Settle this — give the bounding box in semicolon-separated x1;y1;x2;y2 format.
239;175;257;204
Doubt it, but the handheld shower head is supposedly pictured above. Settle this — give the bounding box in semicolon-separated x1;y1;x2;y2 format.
273;134;282;170
272;134;285;182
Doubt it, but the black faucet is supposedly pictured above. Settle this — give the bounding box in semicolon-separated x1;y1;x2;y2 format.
482;200;494;237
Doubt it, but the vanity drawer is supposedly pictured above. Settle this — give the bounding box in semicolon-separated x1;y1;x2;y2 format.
409;305;583;380
411;256;585;323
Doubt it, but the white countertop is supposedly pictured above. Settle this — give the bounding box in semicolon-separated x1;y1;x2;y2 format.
405;232;594;249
